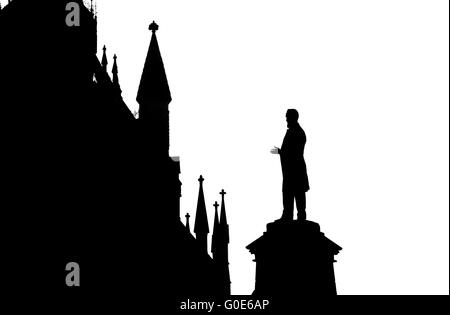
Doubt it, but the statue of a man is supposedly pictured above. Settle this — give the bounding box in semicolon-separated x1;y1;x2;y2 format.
271;109;310;221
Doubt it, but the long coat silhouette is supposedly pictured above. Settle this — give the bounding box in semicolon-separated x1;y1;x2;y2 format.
280;122;310;191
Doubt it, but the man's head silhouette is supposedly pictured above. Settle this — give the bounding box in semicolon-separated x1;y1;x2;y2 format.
286;109;299;129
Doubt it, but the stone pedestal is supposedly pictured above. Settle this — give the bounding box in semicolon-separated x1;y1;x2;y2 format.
247;220;342;297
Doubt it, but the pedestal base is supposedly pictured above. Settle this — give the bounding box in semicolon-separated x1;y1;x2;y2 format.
247;219;342;297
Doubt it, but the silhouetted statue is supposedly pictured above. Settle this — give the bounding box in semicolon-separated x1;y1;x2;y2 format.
271;109;310;221
249;108;342;301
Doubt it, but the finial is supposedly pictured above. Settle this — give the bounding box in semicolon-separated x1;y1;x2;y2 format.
112;54;118;71
213;201;219;211
101;45;108;69
220;189;227;198
113;54;118;69
185;213;191;231
198;175;205;184
149;20;159;33
112;54;119;77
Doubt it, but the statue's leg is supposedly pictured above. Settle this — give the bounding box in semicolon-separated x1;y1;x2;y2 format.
296;191;306;221
282;182;294;220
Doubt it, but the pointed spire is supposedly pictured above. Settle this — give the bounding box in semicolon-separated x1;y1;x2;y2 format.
185;213;191;233
211;201;220;258
112;54;121;94
194;175;209;253
220;189;229;244
212;189;231;296
112;54;118;80
137;20;171;116
194;176;209;234
101;45;108;71
137;21;172;156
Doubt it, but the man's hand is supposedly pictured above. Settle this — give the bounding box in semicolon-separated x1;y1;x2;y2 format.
271;147;280;155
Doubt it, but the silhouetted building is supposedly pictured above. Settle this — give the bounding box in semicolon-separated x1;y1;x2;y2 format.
0;0;230;302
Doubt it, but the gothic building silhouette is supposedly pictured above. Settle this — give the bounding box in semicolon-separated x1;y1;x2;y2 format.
0;0;230;300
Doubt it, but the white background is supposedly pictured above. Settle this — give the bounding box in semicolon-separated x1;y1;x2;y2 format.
5;0;448;295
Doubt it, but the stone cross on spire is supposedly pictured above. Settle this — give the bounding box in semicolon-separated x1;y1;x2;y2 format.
220;189;226;199
213;201;219;211
149;21;159;33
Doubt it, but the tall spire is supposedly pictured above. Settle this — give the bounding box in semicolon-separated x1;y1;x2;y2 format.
219;189;229;244
112;54;121;94
101;45;108;71
211;201;220;258
137;20;171;110
136;21;172;156
194;175;209;253
214;189;231;296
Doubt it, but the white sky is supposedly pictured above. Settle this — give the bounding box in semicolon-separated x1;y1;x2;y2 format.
4;0;447;295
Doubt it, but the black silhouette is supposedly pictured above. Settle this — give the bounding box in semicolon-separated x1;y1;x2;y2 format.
1;0;342;309
272;109;310;221
211;190;232;296
247;220;342;298
194;175;210;253
0;0;231;307
248;110;342;301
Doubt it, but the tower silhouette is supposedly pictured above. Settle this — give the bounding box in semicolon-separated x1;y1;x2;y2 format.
138;20;171;157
